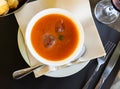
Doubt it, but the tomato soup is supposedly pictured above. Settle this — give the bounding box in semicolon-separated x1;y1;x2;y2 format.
31;14;80;61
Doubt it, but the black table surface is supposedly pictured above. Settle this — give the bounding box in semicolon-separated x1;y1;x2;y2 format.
0;0;120;89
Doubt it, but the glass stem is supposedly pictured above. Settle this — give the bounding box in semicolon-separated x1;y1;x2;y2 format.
104;6;118;16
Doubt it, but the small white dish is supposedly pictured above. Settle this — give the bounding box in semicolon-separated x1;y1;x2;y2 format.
17;28;89;77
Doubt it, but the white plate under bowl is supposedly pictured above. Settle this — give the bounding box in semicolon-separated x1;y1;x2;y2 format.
17;28;89;77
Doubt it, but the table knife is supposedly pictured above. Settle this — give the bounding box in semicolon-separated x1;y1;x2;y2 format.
95;41;120;89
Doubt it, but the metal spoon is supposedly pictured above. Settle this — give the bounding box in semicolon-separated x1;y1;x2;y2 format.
13;64;45;79
13;57;83;79
13;45;86;79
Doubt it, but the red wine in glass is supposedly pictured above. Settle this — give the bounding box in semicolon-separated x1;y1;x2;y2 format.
112;0;120;12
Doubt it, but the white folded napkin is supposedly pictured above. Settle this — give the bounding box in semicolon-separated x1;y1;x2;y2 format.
15;0;105;78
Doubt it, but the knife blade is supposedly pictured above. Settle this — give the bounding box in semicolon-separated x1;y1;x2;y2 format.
95;41;120;89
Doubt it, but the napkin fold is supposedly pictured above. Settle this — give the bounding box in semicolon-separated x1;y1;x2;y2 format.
15;0;105;78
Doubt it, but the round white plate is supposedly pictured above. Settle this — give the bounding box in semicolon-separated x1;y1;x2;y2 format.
17;29;89;77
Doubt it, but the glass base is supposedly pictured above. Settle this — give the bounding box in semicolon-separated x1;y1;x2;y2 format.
94;0;119;24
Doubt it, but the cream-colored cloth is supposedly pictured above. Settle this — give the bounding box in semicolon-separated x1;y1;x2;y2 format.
15;0;105;78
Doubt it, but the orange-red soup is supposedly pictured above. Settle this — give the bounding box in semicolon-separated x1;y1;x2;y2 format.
31;14;80;61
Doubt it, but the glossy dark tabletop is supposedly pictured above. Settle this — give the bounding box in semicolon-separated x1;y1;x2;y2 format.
0;0;120;89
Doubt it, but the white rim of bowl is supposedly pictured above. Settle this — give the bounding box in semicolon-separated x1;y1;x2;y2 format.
25;8;84;66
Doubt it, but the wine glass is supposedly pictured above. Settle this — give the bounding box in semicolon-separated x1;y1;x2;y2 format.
94;0;120;24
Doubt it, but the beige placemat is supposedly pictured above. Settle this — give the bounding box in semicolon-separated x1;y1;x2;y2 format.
15;0;105;78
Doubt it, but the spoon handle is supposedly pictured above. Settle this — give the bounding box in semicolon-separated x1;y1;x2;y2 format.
13;64;44;79
13;45;86;79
